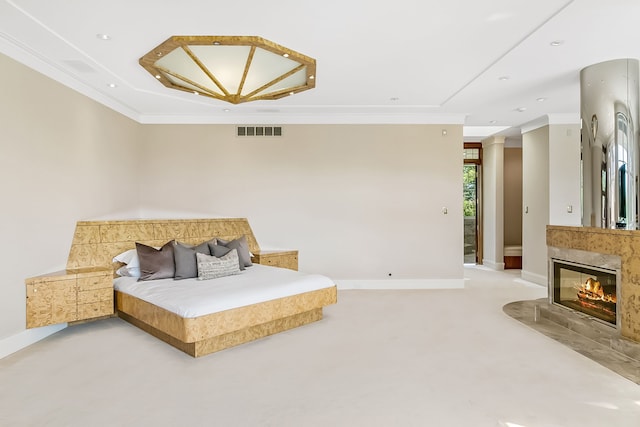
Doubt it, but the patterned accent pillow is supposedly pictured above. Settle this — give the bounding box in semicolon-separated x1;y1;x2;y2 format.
197;249;241;280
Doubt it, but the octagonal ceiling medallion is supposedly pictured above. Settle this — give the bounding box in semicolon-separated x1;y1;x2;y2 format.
140;35;316;104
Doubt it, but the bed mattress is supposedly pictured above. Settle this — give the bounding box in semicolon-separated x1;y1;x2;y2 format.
114;264;335;318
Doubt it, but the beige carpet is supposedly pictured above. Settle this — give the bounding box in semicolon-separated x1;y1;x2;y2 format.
1;266;639;427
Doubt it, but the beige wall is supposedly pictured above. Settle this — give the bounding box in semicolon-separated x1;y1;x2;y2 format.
139;124;464;280
0;53;141;340
522;126;550;284
548;124;581;226
504;147;523;246
521;123;581;285
482;137;505;269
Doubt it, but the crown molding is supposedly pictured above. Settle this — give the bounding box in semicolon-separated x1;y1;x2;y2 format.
137;113;467;125
520;114;580;134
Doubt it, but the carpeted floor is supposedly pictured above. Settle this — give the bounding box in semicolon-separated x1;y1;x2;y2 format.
1;266;639;427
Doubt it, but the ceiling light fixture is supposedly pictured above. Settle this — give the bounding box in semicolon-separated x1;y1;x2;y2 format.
139;35;316;104
550;40;564;46
96;33;111;41
516;107;527;112
107;83;118;88
498;76;510;81
537;97;547;102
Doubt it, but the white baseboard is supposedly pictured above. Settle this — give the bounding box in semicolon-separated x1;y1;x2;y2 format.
0;323;67;359
482;259;505;271
336;279;465;290
521;270;547;286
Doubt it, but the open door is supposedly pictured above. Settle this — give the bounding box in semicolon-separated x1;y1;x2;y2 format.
464;143;482;264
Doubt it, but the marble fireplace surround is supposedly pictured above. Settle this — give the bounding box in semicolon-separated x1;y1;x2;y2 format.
547;225;640;343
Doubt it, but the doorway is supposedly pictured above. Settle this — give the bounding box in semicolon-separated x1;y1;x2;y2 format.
464;143;482;264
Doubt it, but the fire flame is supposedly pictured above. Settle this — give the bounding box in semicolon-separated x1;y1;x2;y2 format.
575;277;617;303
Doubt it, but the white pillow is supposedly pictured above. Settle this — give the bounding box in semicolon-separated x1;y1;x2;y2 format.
197;250;241;280
113;249;140;269
115;265;141;278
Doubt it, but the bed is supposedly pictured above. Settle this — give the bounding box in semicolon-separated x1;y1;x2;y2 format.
65;218;338;357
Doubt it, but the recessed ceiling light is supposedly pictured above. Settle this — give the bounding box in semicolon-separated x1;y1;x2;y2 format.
223;108;230;112
96;33;111;41
107;83;117;88
550;40;564;46
516;107;527;112
498;76;510;81
193;91;199;95
309;75;315;80
283;53;289;58
537;97;547;102
390;97;399;101
489;120;497;124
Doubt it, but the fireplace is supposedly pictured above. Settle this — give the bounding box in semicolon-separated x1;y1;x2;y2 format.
551;259;618;326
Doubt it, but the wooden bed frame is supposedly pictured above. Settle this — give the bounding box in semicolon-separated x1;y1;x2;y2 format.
66;218;337;357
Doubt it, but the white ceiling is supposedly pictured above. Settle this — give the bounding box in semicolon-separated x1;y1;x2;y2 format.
1;0;639;138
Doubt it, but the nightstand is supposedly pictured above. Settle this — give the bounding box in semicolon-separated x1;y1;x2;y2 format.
251;250;299;271
26;267;113;328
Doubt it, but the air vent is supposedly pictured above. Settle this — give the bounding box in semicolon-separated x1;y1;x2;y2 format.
237;126;282;137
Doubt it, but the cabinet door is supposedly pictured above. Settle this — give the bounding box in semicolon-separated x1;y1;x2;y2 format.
77;273;113;320
78;299;113;320
26;279;77;328
256;253;299;270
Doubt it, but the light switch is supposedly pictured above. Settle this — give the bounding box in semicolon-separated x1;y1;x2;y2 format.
442;207;448;215
567;205;573;213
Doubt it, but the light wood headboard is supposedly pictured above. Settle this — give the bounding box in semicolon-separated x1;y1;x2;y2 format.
66;218;260;270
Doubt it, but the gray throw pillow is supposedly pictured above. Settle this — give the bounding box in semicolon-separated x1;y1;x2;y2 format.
173;240;213;280
136;241;175;281
216;235;253;268
208;243;243;270
197;250;241;280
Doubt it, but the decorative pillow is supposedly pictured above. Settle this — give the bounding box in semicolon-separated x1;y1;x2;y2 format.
197;250;241;280
207;243;242;270
173;240;213;280
113;249;140;269
209;243;232;257
136;240;175;281
216;236;253;268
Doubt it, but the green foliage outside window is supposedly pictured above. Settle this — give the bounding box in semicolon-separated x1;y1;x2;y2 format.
463;166;476;217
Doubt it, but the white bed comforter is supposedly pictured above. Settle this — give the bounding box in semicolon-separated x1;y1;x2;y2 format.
114;264;334;318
